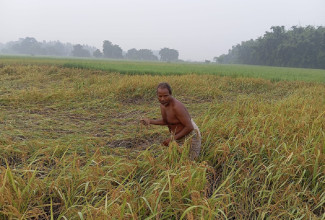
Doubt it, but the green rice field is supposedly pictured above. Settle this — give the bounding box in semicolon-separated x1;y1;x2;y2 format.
1;55;325;82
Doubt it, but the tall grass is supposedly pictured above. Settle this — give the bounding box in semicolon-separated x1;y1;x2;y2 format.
0;63;324;219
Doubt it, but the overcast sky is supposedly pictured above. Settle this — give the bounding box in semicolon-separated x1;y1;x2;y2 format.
1;0;324;61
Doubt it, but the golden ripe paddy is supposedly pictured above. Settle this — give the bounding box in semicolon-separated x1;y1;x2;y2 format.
0;57;324;219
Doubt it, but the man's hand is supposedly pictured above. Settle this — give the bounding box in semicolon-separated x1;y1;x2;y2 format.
140;118;150;126
162;138;171;146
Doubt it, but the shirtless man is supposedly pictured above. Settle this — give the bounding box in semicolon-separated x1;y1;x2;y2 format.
140;82;201;160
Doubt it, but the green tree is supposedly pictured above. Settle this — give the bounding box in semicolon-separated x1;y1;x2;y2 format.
138;49;158;61
44;41;66;56
12;37;41;55
93;49;103;58
125;48;139;60
72;44;90;57
159;48;179;62
215;25;325;69
102;40;123;59
125;48;158;61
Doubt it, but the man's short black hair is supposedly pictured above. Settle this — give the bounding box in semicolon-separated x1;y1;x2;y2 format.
157;82;172;95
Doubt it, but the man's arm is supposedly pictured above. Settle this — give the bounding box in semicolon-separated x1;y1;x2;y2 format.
140;118;166;126
143;118;167;125
140;105;167;126
173;105;194;140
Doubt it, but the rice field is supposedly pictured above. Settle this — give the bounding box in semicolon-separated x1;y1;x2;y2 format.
0;57;324;219
1;55;325;82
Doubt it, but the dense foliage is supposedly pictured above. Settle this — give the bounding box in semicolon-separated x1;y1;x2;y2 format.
0;37;179;61
0;37;77;57
102;40;124;59
125;48;158;61
72;44;91;57
215;26;325;69
159;48;179;62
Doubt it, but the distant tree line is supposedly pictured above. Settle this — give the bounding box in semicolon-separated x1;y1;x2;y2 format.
125;48;158;61
214;25;325;69
0;37;99;57
0;37;179;62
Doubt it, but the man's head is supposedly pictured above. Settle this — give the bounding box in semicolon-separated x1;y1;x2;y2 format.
157;82;172;106
157;82;172;95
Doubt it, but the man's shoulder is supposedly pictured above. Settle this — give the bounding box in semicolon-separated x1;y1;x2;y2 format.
172;99;186;110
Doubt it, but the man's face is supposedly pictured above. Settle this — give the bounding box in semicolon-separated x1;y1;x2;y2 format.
157;88;172;106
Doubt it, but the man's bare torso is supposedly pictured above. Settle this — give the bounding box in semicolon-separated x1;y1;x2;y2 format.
161;98;191;135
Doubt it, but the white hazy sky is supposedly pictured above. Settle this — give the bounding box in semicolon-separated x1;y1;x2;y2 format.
1;0;324;61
